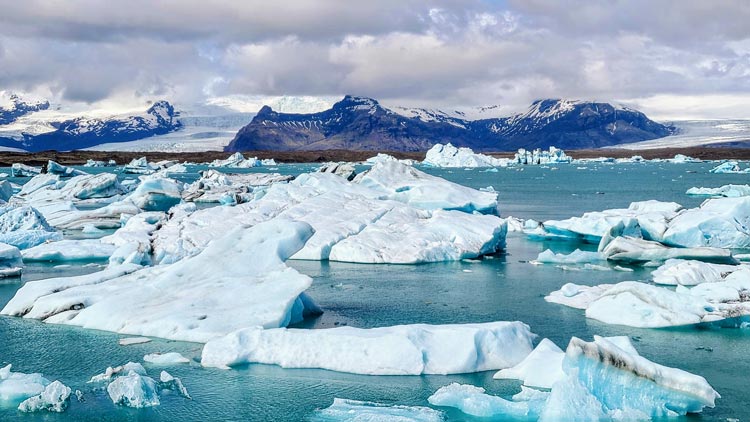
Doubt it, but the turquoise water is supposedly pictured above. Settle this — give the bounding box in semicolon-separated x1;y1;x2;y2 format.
0;162;748;421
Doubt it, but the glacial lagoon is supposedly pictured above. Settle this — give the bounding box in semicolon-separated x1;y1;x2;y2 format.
1;161;748;421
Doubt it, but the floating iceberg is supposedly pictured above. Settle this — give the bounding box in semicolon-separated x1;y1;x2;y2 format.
493;338;565;389
533;249;605;265
18;380;71;413
11;163;41;177
209;152;261;168
128;176;182;212
317;162;357;180
423;143;508;168
182;170;291;204
651;259;745;286
107;371;160;408
46;161;87;177
709;161;750;174
159;371;190;399
599;236;737;265
84;159;116;167
0;364;49;404
21;239;116;262
312;398;444;422
0;242;23;277
686;184;750;198
363;153;416;166
123;157;159;174
201;321;534;375
431;336;719;420
3;219;319;342
662;197;750;248
0;204;62;249
144;353;190;365
514;147;571;165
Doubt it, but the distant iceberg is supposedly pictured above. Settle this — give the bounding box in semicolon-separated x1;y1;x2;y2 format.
514;146;571;165
423;143;509;168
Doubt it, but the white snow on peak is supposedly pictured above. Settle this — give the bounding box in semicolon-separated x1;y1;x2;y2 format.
205;95;337;114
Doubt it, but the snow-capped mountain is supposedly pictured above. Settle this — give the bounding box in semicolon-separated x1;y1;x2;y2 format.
226;95;675;152
0;92;50;125
0;100;182;152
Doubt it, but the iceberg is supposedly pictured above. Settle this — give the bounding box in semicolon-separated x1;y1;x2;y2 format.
128;176;182;212
514;147;571;165
312;398;444;422
182;169;292;204
158;371;190;399
123;157;158;174
18;380;71;413
0;204;62;249
11;163;41;177
662;197;750;248
144;352;190;365
686;184;750;198
2;219;319;342
0;364;49;404
89;362;147;383
84;159;116;167
201;321;535;375
599;236;737;264
423;143;508;168
317;162;357;180
21;239;116;262
709;161;750;174
107;371;160;408
209;152;261;168
493;338;565;389
533;249;605;265
0;242;23;277
46;160;87;177
651;259;744;286
364;153;417;166
431;336;719;421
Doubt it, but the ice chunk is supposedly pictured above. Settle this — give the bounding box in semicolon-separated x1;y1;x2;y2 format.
652;259;742;286
318;162;357;180
662;197;750;248
144;352;190;365
128;176;182;212
687;184;750;198
494;338;565;388
46;160;87;177
599;236;737;264
21;239;116;262
709;161;749;174
428;383;543;418
533;249;604;265
11;163;41;177
89;362;147;383
364;153;417;166
158;371;190;399
356;161;499;214
201;321;534;375
182;170;292;204
423;143;509;168
0;364;49;403
18;380;71;413
84;159;116;167
123;157;158;174
312;398;443;422
209;152;261;168
3;219;318;342
0;242;23;277
0;204;61;249
107;371;160;408
0;180;13;203
514;146;571;165
119;337;152;346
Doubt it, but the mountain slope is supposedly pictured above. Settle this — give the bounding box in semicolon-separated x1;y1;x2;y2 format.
226;96;674;152
0;101;182;152
0;93;50;125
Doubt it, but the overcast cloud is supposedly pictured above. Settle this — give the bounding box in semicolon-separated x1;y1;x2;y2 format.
0;0;748;119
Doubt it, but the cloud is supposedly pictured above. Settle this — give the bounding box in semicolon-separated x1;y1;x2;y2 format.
0;0;748;117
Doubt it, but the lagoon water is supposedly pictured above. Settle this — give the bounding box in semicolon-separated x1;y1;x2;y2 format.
1;161;748;421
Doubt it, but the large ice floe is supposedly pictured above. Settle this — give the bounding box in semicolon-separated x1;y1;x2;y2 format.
151;161;504;264
687;184;750;198
312;398;444;422
1;219;320;342
201;321;534;374
0;364;71;413
546;259;750;328
422;143;509;168
429;336;719;420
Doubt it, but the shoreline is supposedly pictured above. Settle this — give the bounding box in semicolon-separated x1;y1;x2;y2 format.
1;146;750;166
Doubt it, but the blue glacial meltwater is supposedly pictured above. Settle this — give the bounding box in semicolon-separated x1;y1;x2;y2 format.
0;161;748;421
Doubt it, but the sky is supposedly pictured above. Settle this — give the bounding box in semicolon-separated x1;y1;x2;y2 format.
0;0;749;119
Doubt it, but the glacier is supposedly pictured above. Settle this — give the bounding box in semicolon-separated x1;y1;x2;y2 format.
201;321;535;375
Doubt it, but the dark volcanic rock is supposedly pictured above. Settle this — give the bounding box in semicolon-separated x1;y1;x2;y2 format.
227;96;675;152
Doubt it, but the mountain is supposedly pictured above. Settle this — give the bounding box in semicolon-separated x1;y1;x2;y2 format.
0;92;50;125
0;101;181;152
226;96;675;152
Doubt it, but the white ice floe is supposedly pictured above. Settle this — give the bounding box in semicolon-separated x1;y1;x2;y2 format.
363;153;416;166
709;161;750;174
546;274;750;328
0;204;62;249
22;239;116;262
128;176;182;212
651;259;745;286
46;161;87;177
431;336;718;420
159;371;190;399
107;371;160;408
0;242;23;277
687;184;750;198
201;321;535;375
144;353;190;365
493;338;565;389
209;152;261;168
0;364;49;404
11;163;41;177
312;398;444;422
514;147;571;165
422;143;508;168
533;249;605;265
182;169;291;204
18;380;71;413
599;236;737;264
151;163;503;265
123;157;158;174
662;197;750;248
119;337;152;346
2;219;319;342
317;162;357;180
84;159;116;167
